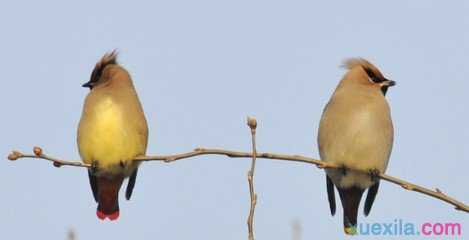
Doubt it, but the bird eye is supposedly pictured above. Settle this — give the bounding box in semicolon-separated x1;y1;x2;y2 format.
372;77;383;83
363;67;385;84
363;67;375;79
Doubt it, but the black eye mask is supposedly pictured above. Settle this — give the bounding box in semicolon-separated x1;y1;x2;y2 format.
363;66;389;96
363;66;384;83
82;52;118;89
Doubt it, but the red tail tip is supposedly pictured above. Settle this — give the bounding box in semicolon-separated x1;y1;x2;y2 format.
96;210;120;221
96;210;106;220
108;211;120;221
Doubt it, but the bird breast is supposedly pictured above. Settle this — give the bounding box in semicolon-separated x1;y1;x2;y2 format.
318;92;393;188
78;97;142;176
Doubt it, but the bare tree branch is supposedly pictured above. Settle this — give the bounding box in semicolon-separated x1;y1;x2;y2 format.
7;122;469;214
246;117;258;240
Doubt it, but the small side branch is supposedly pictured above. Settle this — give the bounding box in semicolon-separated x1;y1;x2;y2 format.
8;147;90;168
246;117;258;240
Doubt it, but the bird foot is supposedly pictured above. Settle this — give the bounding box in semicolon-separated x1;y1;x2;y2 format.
119;161;126;169
91;161;99;174
340;165;347;176
368;168;380;182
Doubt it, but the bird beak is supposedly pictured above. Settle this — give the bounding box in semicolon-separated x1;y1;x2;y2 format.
82;81;93;88
380;79;396;87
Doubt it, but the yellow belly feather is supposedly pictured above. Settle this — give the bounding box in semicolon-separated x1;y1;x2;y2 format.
78;98;141;175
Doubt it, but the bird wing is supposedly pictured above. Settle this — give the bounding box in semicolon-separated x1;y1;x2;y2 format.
364;181;380;216
88;170;98;202
125;168;139;200
326;175;336;216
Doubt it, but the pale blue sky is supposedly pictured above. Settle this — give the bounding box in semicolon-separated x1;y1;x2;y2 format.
1;0;468;239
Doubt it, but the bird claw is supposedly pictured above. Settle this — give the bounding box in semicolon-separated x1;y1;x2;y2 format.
368;168;380;182
119;161;126;169
340;165;347;176
91;161;99;174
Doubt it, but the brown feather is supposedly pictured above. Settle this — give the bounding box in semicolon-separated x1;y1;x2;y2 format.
97;175;124;215
342;58;385;80
337;186;364;231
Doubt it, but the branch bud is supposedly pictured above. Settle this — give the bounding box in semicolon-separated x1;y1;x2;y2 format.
247;117;257;130
33;147;43;156
8;151;22;161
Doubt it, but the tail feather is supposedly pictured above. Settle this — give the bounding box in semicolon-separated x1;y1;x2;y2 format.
96;209;120;221
96;176;124;221
337;186;365;235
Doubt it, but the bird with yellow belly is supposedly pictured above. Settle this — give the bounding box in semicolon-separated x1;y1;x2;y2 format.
78;51;148;220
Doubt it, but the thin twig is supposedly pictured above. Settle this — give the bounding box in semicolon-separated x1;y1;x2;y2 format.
7;148;469;213
291;220;302;240
378;174;468;212
67;228;76;240
246;117;258;240
8;147;91;168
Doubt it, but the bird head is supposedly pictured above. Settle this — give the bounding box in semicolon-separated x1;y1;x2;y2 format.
341;58;396;96
82;50;119;89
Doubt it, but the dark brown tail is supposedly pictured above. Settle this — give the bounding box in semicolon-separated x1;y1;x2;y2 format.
95;176;124;221
337;186;365;235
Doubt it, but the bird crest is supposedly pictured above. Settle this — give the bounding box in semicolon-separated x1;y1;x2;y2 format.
89;50;119;85
342;58;385;81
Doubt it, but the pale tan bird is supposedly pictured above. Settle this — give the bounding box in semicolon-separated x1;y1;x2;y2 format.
77;51;148;220
318;58;395;234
